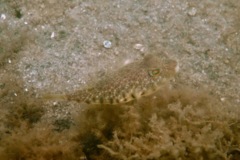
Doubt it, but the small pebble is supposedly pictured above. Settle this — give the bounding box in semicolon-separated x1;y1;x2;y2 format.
124;59;132;65
224;59;229;64
0;14;6;20
188;7;197;16
134;44;143;50
134;43;145;52
103;40;112;49
236;99;240;103
220;97;225;102
51;32;55;39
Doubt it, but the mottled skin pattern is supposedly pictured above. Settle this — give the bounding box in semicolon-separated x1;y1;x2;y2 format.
65;54;178;104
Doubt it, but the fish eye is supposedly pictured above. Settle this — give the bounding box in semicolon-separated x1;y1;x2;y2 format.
148;68;160;77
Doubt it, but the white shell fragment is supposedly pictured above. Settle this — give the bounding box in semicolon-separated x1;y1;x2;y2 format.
51;32;55;39
0;14;6;20
103;40;112;49
134;43;145;52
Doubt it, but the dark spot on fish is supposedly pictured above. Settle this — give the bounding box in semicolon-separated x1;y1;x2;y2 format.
131;93;136;99
99;97;104;104
92;97;96;102
115;99;120;103
85;99;91;104
122;92;126;98
109;98;114;104
140;91;145;95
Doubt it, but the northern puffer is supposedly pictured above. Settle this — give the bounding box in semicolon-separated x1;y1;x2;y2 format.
45;54;178;104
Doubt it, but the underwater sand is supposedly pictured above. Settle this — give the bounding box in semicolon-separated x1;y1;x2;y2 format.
0;0;239;159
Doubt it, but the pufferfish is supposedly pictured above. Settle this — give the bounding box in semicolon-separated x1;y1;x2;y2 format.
45;54;178;104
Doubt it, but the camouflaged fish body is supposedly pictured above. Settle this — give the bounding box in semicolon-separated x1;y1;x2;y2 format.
65;54;178;104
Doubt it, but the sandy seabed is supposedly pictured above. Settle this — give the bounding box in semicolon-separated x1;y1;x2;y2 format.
0;0;239;159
